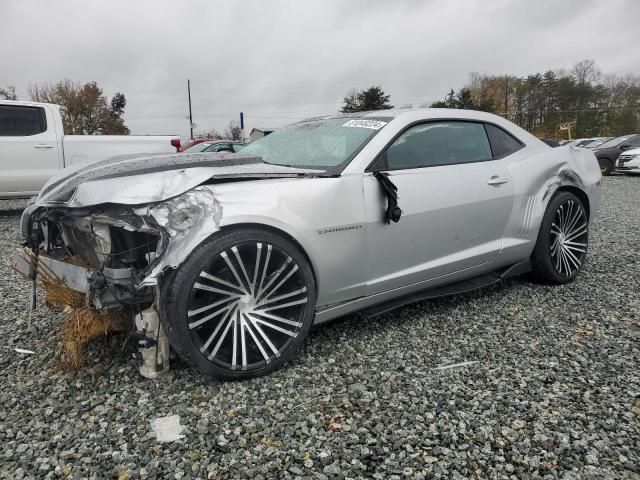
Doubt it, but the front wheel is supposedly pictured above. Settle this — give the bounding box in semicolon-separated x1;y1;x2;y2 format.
160;228;316;380
598;157;614;175
531;192;589;284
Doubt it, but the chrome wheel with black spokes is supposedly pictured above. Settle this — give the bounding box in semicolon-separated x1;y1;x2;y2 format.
549;198;588;278
161;228;316;379
531;191;589;284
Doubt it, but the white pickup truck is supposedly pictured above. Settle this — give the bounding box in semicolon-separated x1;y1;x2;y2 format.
0;100;181;198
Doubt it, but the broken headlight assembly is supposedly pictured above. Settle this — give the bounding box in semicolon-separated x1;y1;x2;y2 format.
167;206;202;231
147;189;217;237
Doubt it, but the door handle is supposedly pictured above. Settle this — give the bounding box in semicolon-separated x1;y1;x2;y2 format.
487;175;509;185
34;144;54;149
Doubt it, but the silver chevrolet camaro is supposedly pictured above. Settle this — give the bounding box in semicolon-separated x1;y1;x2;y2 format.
15;109;602;379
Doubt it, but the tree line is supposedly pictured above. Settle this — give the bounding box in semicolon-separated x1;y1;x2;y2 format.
341;60;640;139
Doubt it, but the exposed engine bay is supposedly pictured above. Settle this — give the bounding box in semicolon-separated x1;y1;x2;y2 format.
26;207;160;308
14;187;229;378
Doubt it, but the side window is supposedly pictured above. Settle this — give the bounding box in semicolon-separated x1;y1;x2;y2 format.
212;144;233;152
626;136;640;148
0;105;47;136
384;121;493;170
485;124;524;158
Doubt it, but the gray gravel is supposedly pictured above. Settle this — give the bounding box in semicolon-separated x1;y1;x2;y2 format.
1;178;639;480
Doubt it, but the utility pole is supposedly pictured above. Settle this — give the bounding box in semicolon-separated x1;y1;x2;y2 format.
187;79;194;140
240;112;245;142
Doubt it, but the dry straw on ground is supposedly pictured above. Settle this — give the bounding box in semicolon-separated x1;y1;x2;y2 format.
12;249;131;370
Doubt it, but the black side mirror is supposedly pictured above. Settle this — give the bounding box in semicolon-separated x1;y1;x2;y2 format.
620;144;631;150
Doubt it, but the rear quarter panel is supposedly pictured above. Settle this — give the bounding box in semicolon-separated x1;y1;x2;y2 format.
500;145;602;264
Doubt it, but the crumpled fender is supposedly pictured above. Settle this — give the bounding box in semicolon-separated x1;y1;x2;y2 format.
137;188;223;285
500;145;602;260
538;146;602;213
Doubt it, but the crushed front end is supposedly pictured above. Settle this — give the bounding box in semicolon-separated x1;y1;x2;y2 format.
9;151;317;378
12;187;222;378
18;202;166;306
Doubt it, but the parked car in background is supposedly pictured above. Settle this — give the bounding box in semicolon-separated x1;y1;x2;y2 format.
594;134;640;175
582;137;612;149
563;137;605;148
0;100;180;199
13;108;602;380
178;137;213;152
182;140;247;153
616;147;640;175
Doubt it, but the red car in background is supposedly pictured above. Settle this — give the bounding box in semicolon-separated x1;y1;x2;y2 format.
177;137;213;152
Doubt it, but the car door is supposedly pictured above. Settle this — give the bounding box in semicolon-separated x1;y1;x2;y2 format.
363;120;516;296
0;104;61;195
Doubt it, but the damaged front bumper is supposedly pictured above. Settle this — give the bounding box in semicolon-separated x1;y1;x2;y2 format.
11;187;224;379
10;249;149;309
15;186;222;310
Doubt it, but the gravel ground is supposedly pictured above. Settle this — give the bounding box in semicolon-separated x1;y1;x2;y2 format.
0;178;639;480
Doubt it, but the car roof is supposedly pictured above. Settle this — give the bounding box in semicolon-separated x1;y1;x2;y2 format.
306;107;539;144
310;107;525;128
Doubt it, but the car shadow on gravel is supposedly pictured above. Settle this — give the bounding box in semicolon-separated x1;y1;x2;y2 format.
0;208;24;217
309;275;524;336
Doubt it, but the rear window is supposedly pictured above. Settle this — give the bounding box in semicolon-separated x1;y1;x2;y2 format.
485;124;523;158
0;105;47;136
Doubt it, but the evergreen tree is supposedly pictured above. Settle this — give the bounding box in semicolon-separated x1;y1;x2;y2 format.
341;86;393;113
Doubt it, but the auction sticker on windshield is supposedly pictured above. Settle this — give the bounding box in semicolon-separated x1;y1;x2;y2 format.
342;119;387;130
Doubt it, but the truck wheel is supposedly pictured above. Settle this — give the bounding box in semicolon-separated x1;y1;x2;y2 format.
160;227;316;380
531;191;588;284
598;157;614;175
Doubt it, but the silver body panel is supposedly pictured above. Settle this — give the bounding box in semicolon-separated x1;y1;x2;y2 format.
21;109;602;323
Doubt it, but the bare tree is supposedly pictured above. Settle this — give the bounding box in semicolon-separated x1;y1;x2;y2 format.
571;59;601;85
223;120;242;141
206;128;223;139
0;85;17;100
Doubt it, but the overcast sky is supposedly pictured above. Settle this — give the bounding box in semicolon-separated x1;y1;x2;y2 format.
2;0;639;139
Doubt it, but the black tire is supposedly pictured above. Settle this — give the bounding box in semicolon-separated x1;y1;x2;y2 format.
160;227;316;380
531;191;589;284
598;157;614;176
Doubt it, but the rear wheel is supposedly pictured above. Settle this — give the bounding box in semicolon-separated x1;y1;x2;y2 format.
160;228;316;379
531;192;588;284
598;157;614;175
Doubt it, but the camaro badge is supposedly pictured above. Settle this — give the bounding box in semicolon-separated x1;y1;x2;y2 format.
317;224;364;235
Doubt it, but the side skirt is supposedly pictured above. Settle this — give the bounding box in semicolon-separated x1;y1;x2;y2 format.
314;259;531;323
